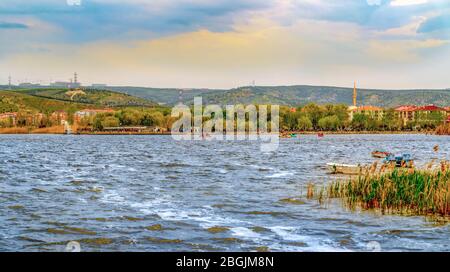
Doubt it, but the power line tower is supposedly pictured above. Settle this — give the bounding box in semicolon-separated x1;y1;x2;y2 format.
8;75;12;90
74;72;78;84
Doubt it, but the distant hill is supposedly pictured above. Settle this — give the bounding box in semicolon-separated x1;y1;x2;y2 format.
107;85;450;107
106;86;219;105
0;88;157;114
18;88;157;107
0;90;89;114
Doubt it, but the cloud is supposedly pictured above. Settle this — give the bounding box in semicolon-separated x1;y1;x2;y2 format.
3;17;449;89
391;0;428;6
0;21;28;29
0;0;275;42
1;0;449;88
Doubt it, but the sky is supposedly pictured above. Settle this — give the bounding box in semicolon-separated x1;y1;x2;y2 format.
0;0;449;89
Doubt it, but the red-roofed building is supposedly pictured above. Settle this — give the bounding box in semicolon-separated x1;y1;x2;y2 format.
415;105;446;112
395;105;417;125
395;105;447;126
445;107;450;117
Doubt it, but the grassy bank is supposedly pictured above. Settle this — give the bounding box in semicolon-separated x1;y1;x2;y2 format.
0;126;65;134
315;163;450;218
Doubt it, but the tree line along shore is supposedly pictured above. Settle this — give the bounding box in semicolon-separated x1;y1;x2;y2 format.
1;100;449;135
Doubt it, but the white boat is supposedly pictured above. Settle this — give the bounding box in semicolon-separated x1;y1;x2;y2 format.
326;163;364;175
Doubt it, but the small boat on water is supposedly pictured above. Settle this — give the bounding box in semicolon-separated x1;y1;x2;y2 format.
372;150;392;158
318;133;324;138
384;153;414;168
327;153;414;175
326;163;364;175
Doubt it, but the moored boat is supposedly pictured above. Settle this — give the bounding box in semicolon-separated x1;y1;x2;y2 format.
371;150;391;158
383;153;414;168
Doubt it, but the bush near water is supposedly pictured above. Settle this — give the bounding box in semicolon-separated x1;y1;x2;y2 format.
322;163;450;218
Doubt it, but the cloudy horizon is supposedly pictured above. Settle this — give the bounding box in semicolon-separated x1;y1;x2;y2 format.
1;0;449;89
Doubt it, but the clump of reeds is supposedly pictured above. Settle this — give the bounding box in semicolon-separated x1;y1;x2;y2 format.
324;163;450;218
436;124;450;135
31;125;65;134
0;127;29;134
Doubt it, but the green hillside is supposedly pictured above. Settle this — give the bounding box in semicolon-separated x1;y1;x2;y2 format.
106;86;218;105
0;90;88;114
108;85;450;107
0;88;157;114
18;88;157;107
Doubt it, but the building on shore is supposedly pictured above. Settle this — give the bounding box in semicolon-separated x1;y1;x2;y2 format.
74;109;115;123
395;105;447;126
347;81;358;112
347;82;384;121
102;126;147;133
50;73;81;89
349;105;384;121
51;110;68;124
394;105;417;125
0;112;18;126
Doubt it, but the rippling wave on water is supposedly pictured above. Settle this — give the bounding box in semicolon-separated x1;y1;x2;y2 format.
0;134;449;252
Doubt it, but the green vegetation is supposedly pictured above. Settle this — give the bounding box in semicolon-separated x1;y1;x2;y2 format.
279;103;446;132
82;108;172;131
321;164;450;218
108;85;450;107
0;90;87;114
19;88;156;107
146;224;163;231
1;88;447;133
206;226;229;233
0;89;164;130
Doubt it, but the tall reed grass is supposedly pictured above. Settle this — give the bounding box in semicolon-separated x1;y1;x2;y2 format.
436;124;450;135
320;162;450;218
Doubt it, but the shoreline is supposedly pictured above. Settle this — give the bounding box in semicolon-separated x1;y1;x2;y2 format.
0;130;444;136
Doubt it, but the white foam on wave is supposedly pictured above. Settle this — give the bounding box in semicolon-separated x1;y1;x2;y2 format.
269;226;349;252
155;207;244;229
266;171;294;178
269;226;309;242
230;227;261;239
100;190;126;203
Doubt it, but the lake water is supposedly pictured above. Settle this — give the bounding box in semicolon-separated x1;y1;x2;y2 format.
0;134;449;252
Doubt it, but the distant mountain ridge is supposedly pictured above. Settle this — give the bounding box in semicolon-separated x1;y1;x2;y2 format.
1;85;449;108
106;85;450;108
